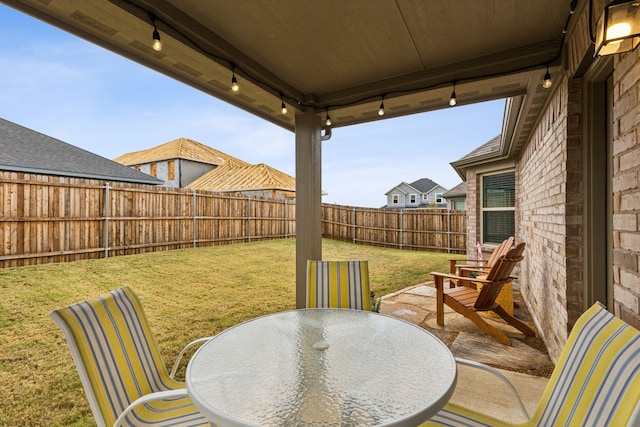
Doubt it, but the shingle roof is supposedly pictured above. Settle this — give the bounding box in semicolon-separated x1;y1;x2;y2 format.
409;178;439;193
114;137;249;166
454;134;501;163
0;118;161;184
443;182;466;198
187;162;295;192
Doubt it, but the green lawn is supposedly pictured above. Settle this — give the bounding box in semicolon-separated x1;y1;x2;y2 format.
0;238;459;426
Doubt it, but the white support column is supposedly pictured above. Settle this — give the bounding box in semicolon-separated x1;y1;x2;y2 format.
295;108;322;308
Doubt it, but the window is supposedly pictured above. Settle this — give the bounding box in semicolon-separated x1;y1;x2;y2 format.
435;193;443;203
150;163;157;177
409;194;417;204
168;160;175;181
482;171;515;244
453;200;465;211
392;194;399;204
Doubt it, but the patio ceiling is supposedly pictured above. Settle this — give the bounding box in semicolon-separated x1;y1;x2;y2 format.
2;0;573;157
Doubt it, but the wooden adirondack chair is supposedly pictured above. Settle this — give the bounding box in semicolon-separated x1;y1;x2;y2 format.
431;242;535;345
448;236;514;286
449;236;514;276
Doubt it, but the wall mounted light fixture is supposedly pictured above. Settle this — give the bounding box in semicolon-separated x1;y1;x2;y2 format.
594;0;640;57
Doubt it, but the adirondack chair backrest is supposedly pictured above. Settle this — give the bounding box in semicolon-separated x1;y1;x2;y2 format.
484;236;514;268
475;242;525;309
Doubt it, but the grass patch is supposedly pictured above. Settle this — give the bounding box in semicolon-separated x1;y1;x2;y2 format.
0;238;459;426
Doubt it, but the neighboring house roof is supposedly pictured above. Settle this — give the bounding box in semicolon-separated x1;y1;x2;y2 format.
0;117;161;185
186;162;295;192
114;137;249;167
385;177;443;195
450;134;506;180
443;182;466;198
409;178;439;193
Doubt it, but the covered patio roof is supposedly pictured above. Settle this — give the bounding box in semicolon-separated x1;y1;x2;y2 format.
1;0;575;306
2;0;571;153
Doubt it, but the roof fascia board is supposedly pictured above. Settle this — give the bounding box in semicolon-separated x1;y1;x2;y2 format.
0;165;162;185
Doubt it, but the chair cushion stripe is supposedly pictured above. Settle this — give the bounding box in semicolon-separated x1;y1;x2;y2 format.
420;403;508;426
306;260;371;310
532;304;640;426
423;303;639;427
54;288;182;425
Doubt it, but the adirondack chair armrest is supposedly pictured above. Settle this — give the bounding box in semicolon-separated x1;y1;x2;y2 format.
458;264;492;272
430;271;495;285
448;258;486;265
455;357;530;421
170;337;213;379
113;389;190;427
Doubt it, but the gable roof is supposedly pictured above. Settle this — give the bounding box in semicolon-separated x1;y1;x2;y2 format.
0;118;161;185
186;162;295;192
385;178;444;195
114;137;249;167
450;134;506;180
409;178;440;193
443;182;466;198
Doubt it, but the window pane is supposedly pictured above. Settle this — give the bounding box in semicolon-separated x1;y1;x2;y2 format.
483;211;515;243
483;172;515;208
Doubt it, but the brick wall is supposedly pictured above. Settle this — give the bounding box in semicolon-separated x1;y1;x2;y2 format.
516;79;571;360
612;52;640;330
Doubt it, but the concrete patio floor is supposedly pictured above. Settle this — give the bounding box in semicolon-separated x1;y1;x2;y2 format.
380;282;553;422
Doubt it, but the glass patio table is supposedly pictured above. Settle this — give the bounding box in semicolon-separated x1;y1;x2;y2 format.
186;308;457;427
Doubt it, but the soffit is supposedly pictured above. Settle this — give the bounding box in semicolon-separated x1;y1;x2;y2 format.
1;0;573;158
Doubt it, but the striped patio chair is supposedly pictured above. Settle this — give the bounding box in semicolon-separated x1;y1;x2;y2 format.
421;302;640;426
50;287;211;427
306;260;371;310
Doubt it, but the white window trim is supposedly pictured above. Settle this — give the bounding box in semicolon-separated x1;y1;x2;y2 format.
481;170;516;244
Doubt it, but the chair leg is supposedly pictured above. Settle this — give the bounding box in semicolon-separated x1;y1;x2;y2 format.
434;276;445;326
444;296;512;346
493;305;536;336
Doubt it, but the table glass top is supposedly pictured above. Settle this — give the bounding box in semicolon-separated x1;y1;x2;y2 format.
187;309;456;427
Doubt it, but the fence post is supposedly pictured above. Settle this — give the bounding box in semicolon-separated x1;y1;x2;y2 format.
352;207;357;243
399;210;403;250
192;189;197;248
447;209;451;253
104;183;110;258
247;196;251;242
284;198;287;238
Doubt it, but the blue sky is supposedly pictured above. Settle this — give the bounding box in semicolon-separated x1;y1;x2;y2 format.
0;5;504;208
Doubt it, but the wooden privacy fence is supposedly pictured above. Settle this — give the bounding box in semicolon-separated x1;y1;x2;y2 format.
0;173;294;267
0;173;466;267
321;204;466;253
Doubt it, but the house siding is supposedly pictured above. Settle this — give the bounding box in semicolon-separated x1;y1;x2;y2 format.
137;159;214;187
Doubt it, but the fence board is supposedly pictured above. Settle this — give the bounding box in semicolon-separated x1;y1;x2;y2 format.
0;174;466;267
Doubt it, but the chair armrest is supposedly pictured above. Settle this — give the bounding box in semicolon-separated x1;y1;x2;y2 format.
455;357;530;421
170;337;213;379
449;258;486;264
457;264;492;271
430;271;494;285
113;389;189;427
